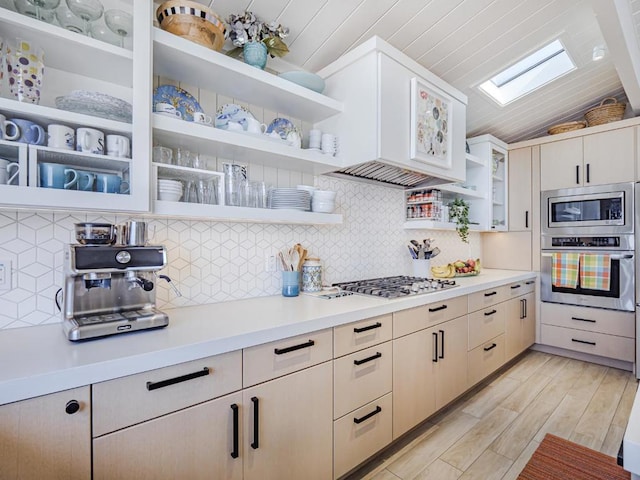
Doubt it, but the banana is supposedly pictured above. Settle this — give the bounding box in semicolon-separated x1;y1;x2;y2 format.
431;264;450;278
447;264;456;278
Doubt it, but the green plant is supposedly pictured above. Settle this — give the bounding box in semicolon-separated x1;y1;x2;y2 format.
449;198;470;243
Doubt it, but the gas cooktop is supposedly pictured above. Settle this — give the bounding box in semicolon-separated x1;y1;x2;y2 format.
333;276;457;299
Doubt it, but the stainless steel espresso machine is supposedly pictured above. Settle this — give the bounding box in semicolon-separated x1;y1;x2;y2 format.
62;222;169;341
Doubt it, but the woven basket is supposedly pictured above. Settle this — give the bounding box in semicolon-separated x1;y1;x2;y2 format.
156;0;226;52
584;97;626;126
547;121;587;135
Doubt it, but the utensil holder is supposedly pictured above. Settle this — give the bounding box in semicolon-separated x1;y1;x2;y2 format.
412;259;431;278
281;271;299;297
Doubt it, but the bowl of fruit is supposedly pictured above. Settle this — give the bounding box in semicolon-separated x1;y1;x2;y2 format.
431;258;481;278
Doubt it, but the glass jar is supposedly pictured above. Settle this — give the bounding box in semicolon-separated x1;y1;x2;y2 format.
301;258;322;292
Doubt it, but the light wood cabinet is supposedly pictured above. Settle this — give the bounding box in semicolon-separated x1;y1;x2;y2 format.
243;362;333;480
540;128;635;191
505;291;536;361
508;147;532;231
93;391;243;480
392;314;468;439
0;386;91;480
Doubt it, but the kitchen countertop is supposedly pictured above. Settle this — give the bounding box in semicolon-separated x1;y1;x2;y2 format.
0;269;535;406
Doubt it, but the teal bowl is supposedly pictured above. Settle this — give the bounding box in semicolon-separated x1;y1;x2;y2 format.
278;71;326;94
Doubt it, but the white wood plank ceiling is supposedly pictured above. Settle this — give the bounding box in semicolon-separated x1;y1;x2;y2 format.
202;0;631;143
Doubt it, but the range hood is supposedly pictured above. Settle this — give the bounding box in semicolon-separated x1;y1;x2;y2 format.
325;160;454;189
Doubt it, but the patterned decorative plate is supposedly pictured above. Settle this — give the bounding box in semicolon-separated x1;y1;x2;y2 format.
266;117;300;140
153;85;203;122
215;103;255;128
55;90;133;123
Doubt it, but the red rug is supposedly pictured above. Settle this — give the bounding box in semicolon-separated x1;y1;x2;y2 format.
518;433;630;480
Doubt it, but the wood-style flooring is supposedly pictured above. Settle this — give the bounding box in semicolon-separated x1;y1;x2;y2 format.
346;350;638;480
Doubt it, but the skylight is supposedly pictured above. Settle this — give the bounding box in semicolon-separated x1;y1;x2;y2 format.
479;40;576;106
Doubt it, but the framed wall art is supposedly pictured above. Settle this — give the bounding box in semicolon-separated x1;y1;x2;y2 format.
410;77;452;168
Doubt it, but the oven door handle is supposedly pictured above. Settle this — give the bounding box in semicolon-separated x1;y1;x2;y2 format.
541;253;633;260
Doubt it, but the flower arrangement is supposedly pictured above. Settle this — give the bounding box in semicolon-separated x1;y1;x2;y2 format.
225;11;290;58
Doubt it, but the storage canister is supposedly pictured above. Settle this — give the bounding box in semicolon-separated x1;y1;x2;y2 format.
302;258;322;292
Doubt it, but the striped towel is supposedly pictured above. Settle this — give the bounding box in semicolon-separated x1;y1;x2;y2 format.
551;253;579;289
579;253;611;291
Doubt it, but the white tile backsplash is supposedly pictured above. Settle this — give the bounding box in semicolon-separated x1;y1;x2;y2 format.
0;176;480;329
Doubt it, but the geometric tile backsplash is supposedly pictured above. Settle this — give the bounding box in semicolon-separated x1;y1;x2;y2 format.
0;176;481;330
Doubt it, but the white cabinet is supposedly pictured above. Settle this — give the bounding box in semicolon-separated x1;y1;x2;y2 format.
316;36;467;185
540;127;635;190
0;386;91;480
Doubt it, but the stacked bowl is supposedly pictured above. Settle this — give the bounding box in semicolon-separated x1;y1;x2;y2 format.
158;179;183;202
312;190;336;213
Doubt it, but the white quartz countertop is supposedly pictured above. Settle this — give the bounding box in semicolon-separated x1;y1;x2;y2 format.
0;269;535;405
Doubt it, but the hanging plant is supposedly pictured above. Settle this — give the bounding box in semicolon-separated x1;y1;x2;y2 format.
449;198;470;243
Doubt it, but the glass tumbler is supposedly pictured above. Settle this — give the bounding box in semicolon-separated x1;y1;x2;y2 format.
281;271;299;297
223;163;247;206
7;38;44;104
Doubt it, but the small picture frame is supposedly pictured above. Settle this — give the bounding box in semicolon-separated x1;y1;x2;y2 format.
410;77;453;168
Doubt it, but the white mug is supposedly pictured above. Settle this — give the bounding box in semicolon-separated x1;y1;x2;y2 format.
0;158;19;185
193;112;212;125
321;133;335;154
106;134;130;158
47;124;75;150
76;127;105;155
244;117;267;134
227;121;243;132
0;114;19;141
155;102;181;118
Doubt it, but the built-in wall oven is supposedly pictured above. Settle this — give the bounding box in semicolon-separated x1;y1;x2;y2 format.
541;183;635;312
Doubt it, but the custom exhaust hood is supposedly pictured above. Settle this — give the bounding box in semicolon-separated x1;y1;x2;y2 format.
325;160;454;189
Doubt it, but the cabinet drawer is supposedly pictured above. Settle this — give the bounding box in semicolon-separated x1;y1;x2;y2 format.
468;334;505;386
393;295;467;338
468;286;508;313
334;314;392;358
468;304;506;350
243;329;333;387
93;350;242;437
334;341;392;419
540;302;635;338
334;393;393;479
505;278;536;299
540;324;635;362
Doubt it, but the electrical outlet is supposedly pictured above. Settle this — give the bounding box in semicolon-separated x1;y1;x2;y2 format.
0;260;11;291
265;255;277;272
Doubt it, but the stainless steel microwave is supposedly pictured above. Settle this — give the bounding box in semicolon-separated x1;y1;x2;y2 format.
541;183;634;236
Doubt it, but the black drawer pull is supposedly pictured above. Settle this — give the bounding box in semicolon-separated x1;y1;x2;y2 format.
353;406;382;424
484;309;497;316
230;404;239;458
146;367;210;391
274;339;315;355
251;397;259;449
354;352;382;366
571;316;596;323
525;280;535;285
572;338;596;346
484;291;497;297
429;304;447;313
354;322;382;333
484;343;497;352
510;284;521;289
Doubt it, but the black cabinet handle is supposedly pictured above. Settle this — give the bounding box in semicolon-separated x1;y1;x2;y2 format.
525;280;535;285
484;343;497;352
65;400;80;415
439;329;444;359
428;304;447;313
354;322;382;333
572;338;596;346
525;210;529;229
510;284;521;290
354;406;382;424
586;163;590;183
576;165;580;184
524;299;527;318
484;309;497;316
432;332;438;362
354;352;382;366
571;316;596;323
520;299;525;319
146;367;210;391
251;397;259;449
230;404;239;458
274;340;315;355
484;291;497;297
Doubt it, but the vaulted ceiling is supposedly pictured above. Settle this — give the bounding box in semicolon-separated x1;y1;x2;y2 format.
205;0;637;144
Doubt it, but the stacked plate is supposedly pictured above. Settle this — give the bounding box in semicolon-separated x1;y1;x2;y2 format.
268;188;311;211
158;179;183;202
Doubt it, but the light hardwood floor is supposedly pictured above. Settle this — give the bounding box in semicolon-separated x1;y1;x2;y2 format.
345;350;638;480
